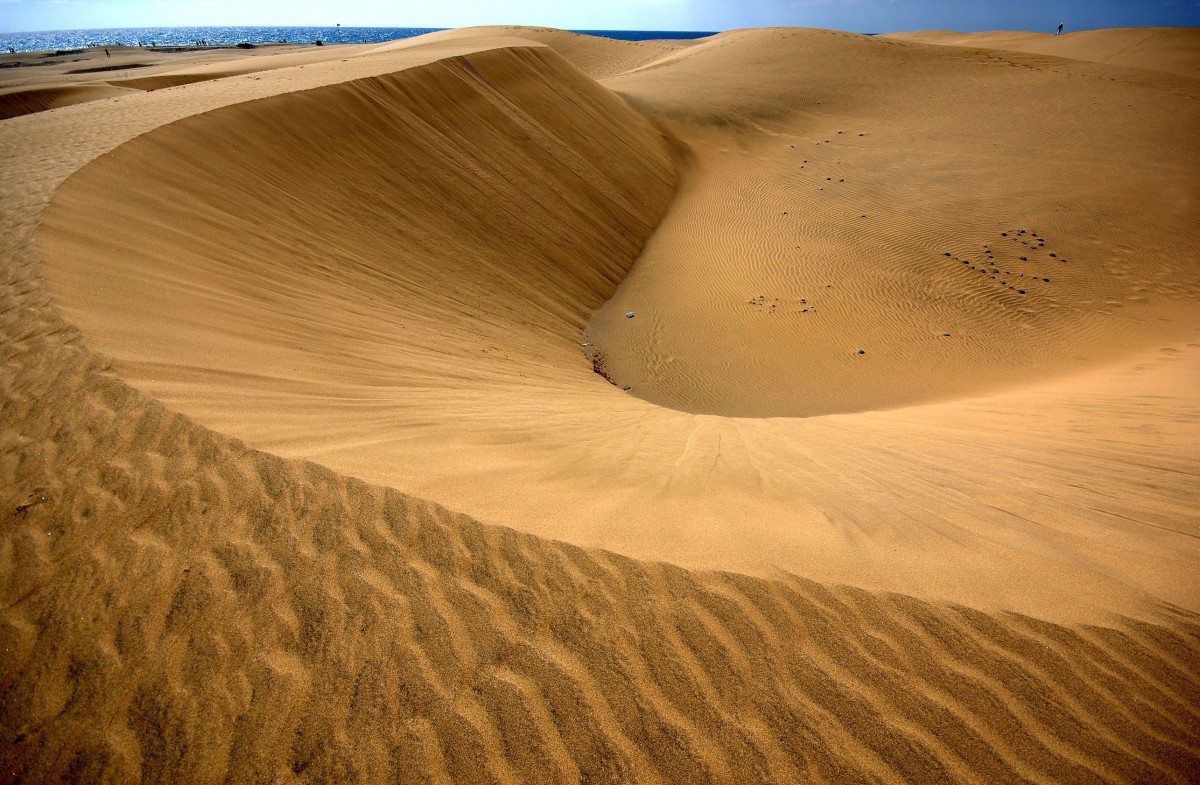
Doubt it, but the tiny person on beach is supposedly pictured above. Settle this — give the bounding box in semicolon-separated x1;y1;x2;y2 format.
1057;23;1064;35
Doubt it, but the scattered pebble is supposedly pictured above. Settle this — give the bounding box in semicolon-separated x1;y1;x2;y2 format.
625;312;635;319
857;349;865;355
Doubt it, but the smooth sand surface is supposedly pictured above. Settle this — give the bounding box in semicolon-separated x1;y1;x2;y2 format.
883;27;1200;79
4;26;1199;783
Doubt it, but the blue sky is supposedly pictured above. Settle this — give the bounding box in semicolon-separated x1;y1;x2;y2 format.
2;0;1199;34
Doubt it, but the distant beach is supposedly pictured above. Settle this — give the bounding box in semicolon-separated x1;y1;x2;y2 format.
0;25;717;53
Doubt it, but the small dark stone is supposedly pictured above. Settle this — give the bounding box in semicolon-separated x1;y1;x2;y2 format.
857;349;865;355
1019;256;1027;261
1018;290;1026;294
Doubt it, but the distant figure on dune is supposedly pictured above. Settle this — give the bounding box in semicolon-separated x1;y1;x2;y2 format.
1057;23;1064;35
104;48;110;57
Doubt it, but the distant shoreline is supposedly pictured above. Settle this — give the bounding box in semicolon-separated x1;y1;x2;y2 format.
0;25;719;54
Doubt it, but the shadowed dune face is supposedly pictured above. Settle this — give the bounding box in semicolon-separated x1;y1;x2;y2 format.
0;84;142;120
41;44;676;402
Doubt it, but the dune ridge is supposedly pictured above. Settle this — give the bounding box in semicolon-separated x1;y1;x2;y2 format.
3;25;1200;783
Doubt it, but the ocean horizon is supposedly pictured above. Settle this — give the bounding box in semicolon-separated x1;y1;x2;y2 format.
0;25;718;54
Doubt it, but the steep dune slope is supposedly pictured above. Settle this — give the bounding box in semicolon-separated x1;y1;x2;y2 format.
40;43;676;412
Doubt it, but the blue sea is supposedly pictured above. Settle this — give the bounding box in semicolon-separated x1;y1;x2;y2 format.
0;26;717;54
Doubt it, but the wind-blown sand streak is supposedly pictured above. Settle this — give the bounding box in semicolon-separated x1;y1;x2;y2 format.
2;25;1199;783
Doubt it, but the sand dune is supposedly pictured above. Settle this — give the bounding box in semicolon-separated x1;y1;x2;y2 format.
0;42;368;119
3;25;1199;783
883;27;1200;80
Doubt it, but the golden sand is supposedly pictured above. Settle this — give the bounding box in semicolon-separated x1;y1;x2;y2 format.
3;26;1198;783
